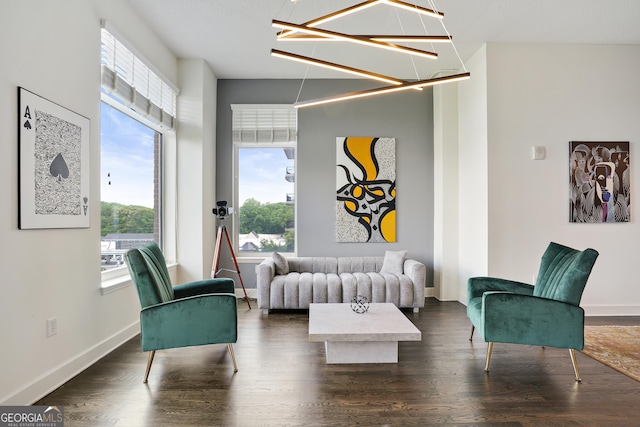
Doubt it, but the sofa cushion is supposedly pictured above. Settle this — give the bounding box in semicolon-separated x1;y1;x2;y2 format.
380;250;407;276
273;252;289;275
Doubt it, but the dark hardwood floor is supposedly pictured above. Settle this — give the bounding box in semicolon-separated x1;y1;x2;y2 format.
36;299;640;426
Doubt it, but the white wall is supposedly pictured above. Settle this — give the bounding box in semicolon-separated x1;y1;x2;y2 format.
455;43;640;315
456;46;490;298
176;59;218;283
0;0;178;404
433;83;460;301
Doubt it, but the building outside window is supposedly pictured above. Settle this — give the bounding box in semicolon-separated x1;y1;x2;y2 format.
232;105;296;255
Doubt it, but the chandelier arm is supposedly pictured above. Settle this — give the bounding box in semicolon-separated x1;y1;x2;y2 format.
278;34;451;43
273;20;438;59
272;49;408;86
381;0;444;19
294;72;471;108
278;0;381;38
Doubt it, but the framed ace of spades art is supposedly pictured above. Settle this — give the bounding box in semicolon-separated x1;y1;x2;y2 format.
18;87;90;229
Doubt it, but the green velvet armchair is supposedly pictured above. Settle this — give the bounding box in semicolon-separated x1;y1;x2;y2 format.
125;242;239;383
467;242;598;381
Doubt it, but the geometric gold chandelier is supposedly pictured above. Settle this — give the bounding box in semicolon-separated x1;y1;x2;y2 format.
271;0;470;108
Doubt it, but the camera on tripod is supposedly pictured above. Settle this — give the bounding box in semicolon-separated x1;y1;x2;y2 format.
212;200;234;220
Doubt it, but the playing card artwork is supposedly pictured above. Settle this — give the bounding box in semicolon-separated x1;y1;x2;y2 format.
34;110;82;215
19;88;90;229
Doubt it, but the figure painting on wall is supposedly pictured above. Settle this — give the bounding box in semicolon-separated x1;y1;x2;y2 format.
336;137;396;242
570;141;630;223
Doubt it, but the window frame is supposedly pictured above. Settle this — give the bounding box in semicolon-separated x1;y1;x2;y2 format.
99;93;165;282
230;104;297;258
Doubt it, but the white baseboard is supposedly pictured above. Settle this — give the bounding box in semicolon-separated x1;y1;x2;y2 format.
583;304;640;316
236;288;258;300
435;291;640;316
2;322;140;405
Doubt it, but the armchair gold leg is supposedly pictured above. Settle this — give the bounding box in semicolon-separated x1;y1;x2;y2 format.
569;349;581;382
143;350;155;383
485;342;493;372
469;325;475;341
228;344;238;373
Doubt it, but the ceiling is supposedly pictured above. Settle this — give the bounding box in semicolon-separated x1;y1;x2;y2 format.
126;0;640;81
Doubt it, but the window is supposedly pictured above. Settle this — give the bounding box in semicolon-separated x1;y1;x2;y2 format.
100;101;161;270
100;23;177;272
232;105;297;255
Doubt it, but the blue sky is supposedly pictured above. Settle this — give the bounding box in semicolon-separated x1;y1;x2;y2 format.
100;103;156;208
238;147;293;206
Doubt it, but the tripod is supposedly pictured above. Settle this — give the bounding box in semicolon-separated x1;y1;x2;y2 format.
211;224;251;309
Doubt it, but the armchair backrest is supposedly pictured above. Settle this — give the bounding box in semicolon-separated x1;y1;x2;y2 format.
125;242;175;308
533;242;599;306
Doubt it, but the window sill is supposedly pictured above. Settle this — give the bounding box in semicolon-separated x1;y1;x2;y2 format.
236;255;297;263
101;263;178;295
236;256;269;263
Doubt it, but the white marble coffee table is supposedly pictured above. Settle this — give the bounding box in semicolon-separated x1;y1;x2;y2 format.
308;303;421;364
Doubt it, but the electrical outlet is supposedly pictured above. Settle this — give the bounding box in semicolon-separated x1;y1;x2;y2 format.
47;318;57;337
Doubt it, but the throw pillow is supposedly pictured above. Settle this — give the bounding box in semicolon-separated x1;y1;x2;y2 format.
380;250;407;275
273;251;289;275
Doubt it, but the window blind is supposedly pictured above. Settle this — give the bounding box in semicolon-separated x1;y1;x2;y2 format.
232;105;297;143
100;23;177;129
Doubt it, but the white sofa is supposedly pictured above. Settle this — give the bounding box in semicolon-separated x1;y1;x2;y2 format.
256;251;426;314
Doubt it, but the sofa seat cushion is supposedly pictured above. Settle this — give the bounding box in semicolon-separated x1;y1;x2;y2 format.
269;271;416;309
270;272;343;309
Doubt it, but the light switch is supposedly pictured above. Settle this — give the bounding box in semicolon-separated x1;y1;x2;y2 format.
532;145;545;160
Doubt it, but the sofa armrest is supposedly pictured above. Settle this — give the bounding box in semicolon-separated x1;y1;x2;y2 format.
256;258;276;309
404;259;426;307
140;293;238;351
467;276;534;301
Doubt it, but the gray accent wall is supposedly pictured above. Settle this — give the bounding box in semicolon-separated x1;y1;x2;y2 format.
216;79;434;289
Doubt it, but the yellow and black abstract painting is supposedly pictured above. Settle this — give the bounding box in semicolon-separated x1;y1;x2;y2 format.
336;137;396;242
